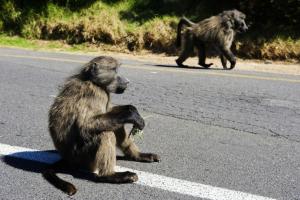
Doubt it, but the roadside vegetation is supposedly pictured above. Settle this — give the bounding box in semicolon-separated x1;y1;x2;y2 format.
0;0;299;62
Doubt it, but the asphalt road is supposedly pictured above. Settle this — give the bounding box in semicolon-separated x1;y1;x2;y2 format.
0;47;299;200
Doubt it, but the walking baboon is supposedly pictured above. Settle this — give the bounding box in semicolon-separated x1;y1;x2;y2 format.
176;9;248;70
44;56;160;195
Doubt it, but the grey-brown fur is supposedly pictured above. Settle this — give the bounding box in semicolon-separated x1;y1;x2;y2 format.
44;56;160;195
176;9;248;70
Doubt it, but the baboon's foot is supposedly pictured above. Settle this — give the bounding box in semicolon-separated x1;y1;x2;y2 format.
175;59;188;67
228;63;236;70
223;65;230;70
95;171;138;183
221;64;228;69
116;171;138;183
125;153;160;163
137;153;160;163
199;63;213;68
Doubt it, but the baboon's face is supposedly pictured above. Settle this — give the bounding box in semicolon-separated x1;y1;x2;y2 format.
232;10;248;33
83;56;129;94
223;10;248;33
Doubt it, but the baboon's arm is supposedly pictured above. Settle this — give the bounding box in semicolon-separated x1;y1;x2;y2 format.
87;105;145;133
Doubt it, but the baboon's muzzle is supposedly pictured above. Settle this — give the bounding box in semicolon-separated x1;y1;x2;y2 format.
115;76;130;94
239;23;248;33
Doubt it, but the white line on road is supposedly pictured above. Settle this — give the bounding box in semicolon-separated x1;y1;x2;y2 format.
0;143;276;200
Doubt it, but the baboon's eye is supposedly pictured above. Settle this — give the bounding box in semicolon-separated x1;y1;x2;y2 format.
92;62;97;68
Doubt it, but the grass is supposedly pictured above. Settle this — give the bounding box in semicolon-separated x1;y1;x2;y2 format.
0;34;38;48
0;33;140;53
0;34;86;52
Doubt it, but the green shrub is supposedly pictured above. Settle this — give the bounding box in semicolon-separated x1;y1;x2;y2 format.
0;0;21;31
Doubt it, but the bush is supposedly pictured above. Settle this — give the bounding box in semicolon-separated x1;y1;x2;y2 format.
0;0;299;61
238;0;300;37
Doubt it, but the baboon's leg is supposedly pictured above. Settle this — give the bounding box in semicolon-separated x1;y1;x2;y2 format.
175;32;194;67
115;127;160;162
197;43;213;68
93;131;138;183
220;54;228;69
220;47;236;69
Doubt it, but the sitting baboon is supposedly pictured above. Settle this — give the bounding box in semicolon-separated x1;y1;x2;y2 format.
44;56;160;195
175;9;248;70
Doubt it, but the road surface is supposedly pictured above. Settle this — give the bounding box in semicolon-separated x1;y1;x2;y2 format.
0;47;299;200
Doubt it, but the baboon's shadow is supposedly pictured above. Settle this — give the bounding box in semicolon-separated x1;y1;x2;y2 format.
149;64;225;71
2;151;134;182
2;151;57;174
2;151;89;180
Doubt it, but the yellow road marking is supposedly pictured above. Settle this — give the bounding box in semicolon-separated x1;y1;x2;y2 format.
1;54;300;83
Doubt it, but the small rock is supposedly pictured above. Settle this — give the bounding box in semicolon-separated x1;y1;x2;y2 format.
264;60;272;64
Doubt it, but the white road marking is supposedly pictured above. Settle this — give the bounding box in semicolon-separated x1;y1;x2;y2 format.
142;115;154;119
0;143;276;200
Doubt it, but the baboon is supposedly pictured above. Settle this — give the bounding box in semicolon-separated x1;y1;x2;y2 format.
175;9;248;70
44;56;160;195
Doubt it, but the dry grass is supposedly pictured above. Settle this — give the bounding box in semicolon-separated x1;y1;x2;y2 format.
234;37;300;62
142;17;177;53
40;10;126;45
261;38;300;60
37;14;179;54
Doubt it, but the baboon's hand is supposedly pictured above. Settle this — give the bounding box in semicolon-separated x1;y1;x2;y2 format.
121;105;145;130
129;109;145;130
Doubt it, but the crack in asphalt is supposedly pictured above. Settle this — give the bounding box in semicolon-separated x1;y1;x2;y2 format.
142;109;300;143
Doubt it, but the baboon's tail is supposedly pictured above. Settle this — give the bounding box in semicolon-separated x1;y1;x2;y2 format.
176;17;195;47
42;159;77;195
